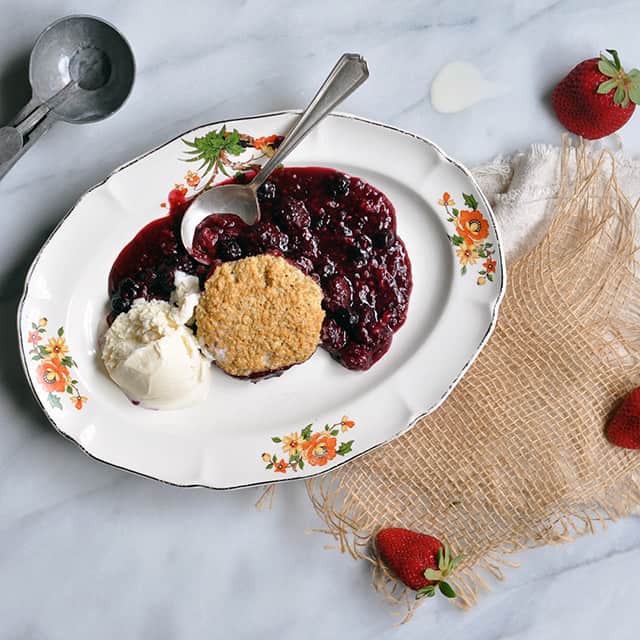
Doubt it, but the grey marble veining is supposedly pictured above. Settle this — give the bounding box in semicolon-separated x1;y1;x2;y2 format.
1;1;640;638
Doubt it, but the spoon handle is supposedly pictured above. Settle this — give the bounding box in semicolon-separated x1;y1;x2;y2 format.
251;53;369;190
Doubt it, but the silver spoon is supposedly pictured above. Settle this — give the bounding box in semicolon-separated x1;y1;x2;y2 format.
0;15;134;180
180;53;369;258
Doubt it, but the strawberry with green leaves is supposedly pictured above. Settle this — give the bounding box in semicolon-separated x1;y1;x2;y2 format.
375;528;462;599
551;49;640;139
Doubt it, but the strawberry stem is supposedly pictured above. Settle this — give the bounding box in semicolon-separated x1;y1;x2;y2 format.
606;49;622;70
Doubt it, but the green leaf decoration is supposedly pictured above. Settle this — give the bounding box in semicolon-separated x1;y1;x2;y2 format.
57;327;64;337
301;424;313;440
462;193;479;210
451;208;459;217
487;273;494;282
439;581;457;598
272;455;277;464
47;393;63;410
330;429;339;436
66;385;73;394
461;266;467;276
451;235;465;246
38;345;48;355
337;440;354;456
266;463;274;470
31;322;37;330
271;436;281;443
61;356;74;368
298;459;304;470
182;126;245;179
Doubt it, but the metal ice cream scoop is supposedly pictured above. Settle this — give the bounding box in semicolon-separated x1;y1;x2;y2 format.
0;15;135;180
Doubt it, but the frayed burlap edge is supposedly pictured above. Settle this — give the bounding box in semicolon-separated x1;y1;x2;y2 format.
300;139;640;622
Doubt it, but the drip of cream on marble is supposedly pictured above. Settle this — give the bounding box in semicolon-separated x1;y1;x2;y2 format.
430;61;500;113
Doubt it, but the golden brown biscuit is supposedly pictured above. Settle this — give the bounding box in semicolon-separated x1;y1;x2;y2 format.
195;254;324;377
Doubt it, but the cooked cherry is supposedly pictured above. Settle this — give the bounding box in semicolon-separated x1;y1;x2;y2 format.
276;197;311;231
324;275;353;312
321;319;347;350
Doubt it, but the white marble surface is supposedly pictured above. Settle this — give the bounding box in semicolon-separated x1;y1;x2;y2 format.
1;1;640;638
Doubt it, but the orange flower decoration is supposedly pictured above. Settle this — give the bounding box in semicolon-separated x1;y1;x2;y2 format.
340;416;355;432
185;170;201;188
438;192;455;206
28;330;42;346
483;258;497;274
71;394;88;410
253;135;280;157
36;359;69;393
303;432;337;467
456;210;489;244
274;459;288;473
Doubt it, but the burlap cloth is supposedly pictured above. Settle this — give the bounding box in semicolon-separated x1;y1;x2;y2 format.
293;139;640;617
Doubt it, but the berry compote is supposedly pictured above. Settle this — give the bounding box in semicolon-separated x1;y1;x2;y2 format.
108;168;412;371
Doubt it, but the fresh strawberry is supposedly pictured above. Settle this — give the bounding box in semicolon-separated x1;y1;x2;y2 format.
606;387;640;449
551;49;640;139
375;527;461;599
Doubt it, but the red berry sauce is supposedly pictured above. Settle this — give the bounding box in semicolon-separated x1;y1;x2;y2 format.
108;168;412;371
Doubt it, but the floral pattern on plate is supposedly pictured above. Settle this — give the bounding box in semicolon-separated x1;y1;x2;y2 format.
438;191;496;285
261;416;356;474
27;318;87;411
159;127;283;208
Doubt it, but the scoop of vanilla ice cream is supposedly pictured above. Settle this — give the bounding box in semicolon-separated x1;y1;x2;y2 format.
102;298;209;409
